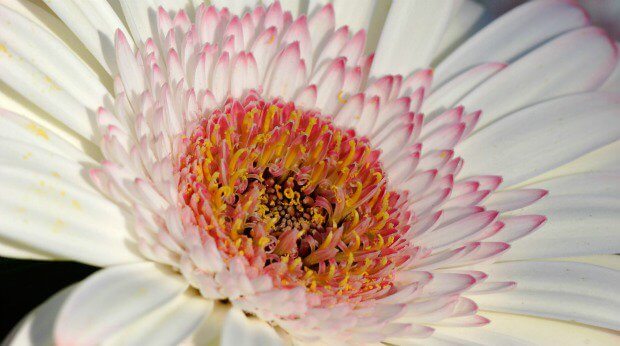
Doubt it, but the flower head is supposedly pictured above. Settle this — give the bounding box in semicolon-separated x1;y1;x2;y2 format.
2;0;619;345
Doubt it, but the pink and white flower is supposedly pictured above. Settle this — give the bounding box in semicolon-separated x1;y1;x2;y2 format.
1;0;619;345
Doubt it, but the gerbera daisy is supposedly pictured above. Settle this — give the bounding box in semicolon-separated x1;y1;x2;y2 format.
1;0;619;344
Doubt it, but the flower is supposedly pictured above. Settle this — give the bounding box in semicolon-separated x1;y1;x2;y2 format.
1;0;619;345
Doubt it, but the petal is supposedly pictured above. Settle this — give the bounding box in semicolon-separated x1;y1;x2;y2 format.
432;0;485;63
488;215;546;243
601;43;620;91
55;263;189;344
266;43;306;100
418;273;477;299
119;1;157;45
0;4;110;108
551;255;620;271
104;291;213;346
459;27;618;130
431;310;619;345
535;140;620;180
308;3;335;55
45;0;131;74
371;0;457;76
120;0;199;46
435;0;590;85
315;58;345;115
0;50;95;140
0;0;108;82
525;172;620;197
221;307;284;346
0;237;55;260
423;62;506;116
281;16;312;69
417;211;498;250
474;261;620;330
0;143;140;266
421;123;465;151
251;27;280;83
295;85;318;109
184;301;230;345
211;52;231;103
0;109;91;162
277;0;300;17
0;6;114;140
332;0;375;32
504;194;620;260
484;189;548;212
458;93;620;186
115;29;146;108
0;82;89;152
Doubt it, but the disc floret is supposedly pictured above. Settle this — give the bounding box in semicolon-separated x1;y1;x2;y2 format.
177;95;413;307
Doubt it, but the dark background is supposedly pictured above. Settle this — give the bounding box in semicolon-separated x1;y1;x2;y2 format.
0;258;97;338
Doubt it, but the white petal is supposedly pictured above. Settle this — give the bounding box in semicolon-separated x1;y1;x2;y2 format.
0;146;140;266
120;0;198;47
0;4;110;109
488;215;546;243
484;189;547;212
421;123;465;151
601;44;620;91
45;0;132;74
473;261;620;330
417;211;498;250
525;172;620;197
458;93;620;186
532;140;620;181
105;291;213;346
371;0;457;77
0;109;92;162
0;15;104;140
459;27;618;130
0;236;55;260
308;3;335;58
266;43;306;100
55;263;188;344
550;255;620;271
417;273;476;299
115;30;146;109
332;0;376;33
429;310;618;345
432;0;485;64
1;0;108;82
119;0;157;45
435;0;590;85
220;307;284;346
504;195;620;260
211;53;232;104
0;84;91;153
423;63;505;116
316;58;345;115
185;301;231;346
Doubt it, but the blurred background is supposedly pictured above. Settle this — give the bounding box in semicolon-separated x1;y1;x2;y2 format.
0;258;96;337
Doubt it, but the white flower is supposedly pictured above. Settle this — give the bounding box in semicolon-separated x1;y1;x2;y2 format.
1;0;619;345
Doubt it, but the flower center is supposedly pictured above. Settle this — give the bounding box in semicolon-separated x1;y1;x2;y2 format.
177;95;412;305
